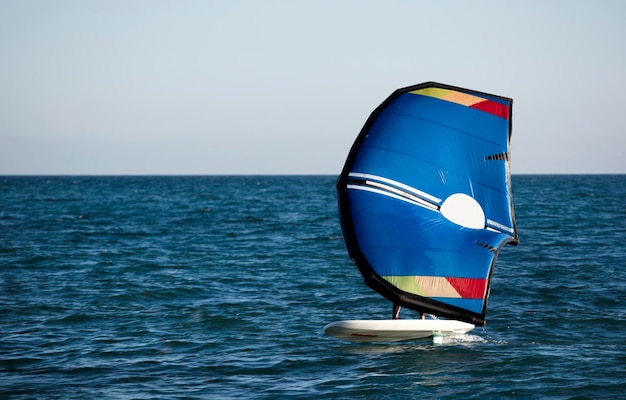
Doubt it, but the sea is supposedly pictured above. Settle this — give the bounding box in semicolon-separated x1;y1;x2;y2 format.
1;175;624;399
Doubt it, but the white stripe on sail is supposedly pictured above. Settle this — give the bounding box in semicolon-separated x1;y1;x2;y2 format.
349;172;441;204
364;180;439;210
486;219;514;234
347;184;439;211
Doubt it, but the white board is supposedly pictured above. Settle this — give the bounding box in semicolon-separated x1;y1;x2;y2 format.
323;319;475;343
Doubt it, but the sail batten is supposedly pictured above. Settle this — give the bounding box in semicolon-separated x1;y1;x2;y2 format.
337;82;517;326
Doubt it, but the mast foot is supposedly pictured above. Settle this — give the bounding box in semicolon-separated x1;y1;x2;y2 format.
392;304;401;320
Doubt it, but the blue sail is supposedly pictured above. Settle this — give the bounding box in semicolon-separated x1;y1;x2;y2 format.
337;82;518;326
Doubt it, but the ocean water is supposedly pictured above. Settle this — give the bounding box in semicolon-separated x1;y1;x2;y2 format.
1;175;624;399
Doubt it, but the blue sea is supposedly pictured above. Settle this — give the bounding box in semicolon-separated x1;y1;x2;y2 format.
1;175;625;399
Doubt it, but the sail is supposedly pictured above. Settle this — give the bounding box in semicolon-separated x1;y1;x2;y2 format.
337;82;518;326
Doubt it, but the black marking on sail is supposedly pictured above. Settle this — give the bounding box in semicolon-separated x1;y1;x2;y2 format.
347;176;367;185
485;152;509;161
475;241;497;253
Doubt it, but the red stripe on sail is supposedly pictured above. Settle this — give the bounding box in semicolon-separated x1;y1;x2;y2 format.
446;277;487;299
470;100;509;119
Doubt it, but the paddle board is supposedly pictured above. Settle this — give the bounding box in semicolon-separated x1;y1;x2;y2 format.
323;319;474;343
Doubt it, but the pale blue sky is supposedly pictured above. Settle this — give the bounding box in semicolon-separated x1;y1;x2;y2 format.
1;0;625;175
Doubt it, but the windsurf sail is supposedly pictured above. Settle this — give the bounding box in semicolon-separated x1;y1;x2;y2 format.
337;82;518;326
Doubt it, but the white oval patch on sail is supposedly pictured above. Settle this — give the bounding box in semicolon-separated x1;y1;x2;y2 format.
440;193;485;229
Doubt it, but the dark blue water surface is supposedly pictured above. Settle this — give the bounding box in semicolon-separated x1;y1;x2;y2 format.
1;175;625;399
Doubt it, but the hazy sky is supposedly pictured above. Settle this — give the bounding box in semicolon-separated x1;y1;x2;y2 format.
1;0;625;175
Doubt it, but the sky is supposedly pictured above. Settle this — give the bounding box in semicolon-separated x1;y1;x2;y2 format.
1;0;625;175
